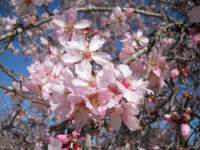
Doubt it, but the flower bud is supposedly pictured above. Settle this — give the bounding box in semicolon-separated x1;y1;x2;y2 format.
171;69;180;78
181;123;190;138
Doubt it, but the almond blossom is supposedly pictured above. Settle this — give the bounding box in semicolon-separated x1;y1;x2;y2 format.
53;8;92;41
148;51;169;89
61;35;111;65
110;101;141;131
114;64;149;103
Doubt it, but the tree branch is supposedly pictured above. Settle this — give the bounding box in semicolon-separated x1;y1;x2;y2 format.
0;7;164;42
0;83;49;106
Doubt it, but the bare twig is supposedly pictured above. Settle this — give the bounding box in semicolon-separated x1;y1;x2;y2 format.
0;63;19;81
0;83;49;106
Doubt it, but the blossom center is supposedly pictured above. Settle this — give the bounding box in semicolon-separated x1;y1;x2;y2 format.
108;84;120;94
88;93;99;107
82;50;92;59
121;79;130;88
65;22;74;33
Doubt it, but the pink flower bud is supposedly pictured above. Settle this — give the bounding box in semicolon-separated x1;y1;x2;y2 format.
171;69;180;78
181;123;190;138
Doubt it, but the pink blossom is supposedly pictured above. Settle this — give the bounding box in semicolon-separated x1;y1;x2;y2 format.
148;51;168;89
110;102;141;131
61;35;111;65
53;8;92;40
115;64;148;103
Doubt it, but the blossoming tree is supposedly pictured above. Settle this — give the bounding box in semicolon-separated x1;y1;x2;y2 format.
0;0;200;149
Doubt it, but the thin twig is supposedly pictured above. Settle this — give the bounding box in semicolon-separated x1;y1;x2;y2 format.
0;63;19;81
0;83;49;106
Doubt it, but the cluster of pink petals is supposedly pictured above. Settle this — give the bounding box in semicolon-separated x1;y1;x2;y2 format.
120;33;176;89
52;8;92;41
22;46;148;131
60;35;111;66
21;8;152;132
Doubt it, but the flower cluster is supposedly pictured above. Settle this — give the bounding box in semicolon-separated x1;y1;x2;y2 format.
21;8;150;132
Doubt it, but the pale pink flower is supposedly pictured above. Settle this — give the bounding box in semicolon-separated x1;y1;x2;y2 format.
110;102;141;131
61;35;111;65
148;51;168;89
115;64;148;104
53;8;92;40
71;60;97;95
67;94;92;130
83;90;115;118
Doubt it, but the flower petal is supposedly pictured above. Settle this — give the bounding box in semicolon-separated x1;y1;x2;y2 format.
61;51;82;64
122;114;141;131
75;60;92;80
89;35;105;52
117;64;132;78
74;19;92;29
52;18;66;28
92;52;111;66
72;78;89;87
67;39;86;51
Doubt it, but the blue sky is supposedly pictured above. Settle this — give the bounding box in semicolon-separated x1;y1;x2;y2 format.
0;0;62;116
